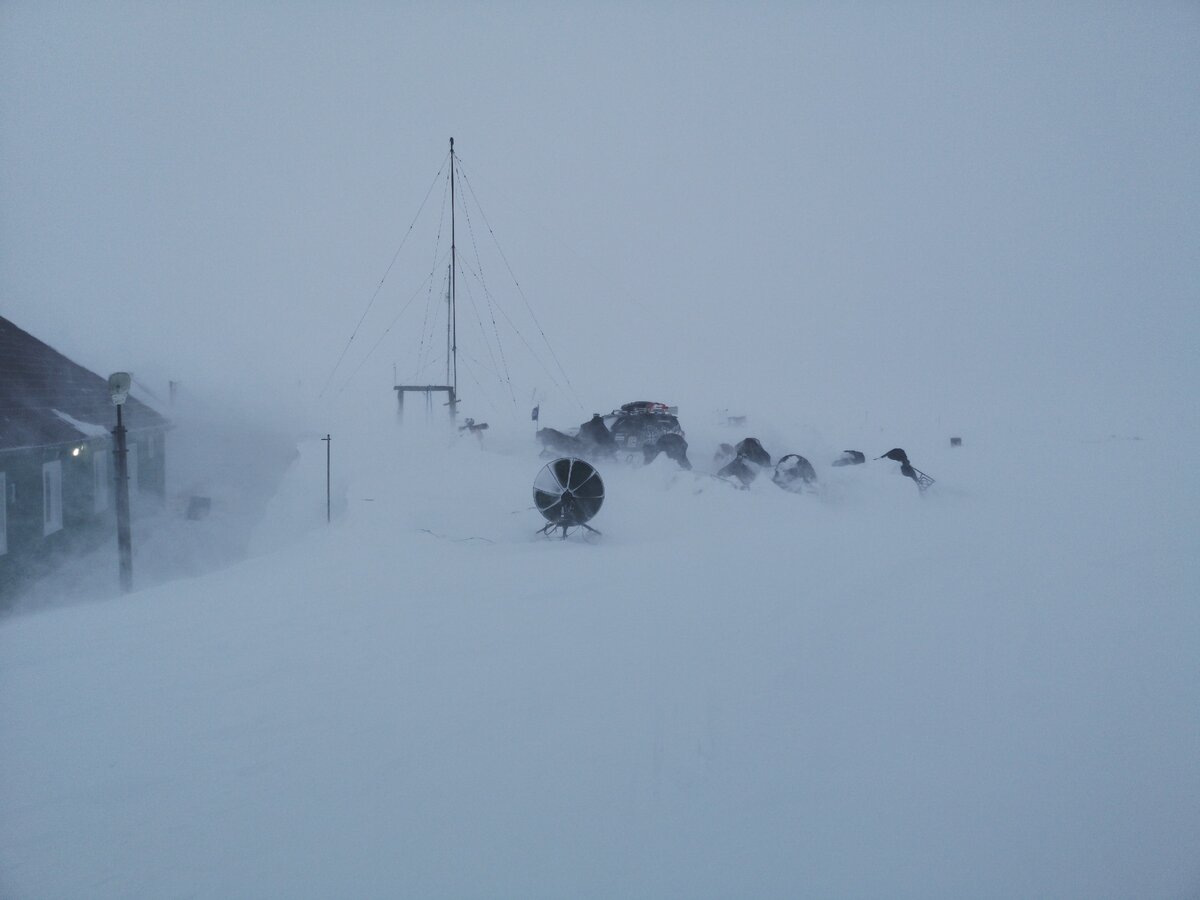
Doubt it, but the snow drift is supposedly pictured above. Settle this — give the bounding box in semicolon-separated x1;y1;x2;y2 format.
2;415;1198;899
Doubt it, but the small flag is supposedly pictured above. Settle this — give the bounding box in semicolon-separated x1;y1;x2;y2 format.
531;405;540;422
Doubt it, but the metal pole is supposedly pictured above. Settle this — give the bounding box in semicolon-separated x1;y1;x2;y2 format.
322;434;331;522
113;404;133;592
449;136;457;423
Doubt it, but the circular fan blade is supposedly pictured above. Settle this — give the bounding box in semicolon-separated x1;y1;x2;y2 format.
566;459;596;490
551;458;573;492
572;469;603;499
533;467;565;497
533;490;563;515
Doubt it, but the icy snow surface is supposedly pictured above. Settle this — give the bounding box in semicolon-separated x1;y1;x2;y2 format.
2;414;1198;899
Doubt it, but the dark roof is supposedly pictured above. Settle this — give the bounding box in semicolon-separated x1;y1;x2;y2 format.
0;316;169;452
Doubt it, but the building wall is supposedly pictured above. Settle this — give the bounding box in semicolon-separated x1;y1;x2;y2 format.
0;427;168;596
132;430;167;498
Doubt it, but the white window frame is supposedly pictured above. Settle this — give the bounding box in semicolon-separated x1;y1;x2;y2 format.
43;460;63;536
93;447;111;513
0;472;7;556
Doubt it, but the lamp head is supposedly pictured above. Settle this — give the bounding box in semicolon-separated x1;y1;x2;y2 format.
108;372;131;406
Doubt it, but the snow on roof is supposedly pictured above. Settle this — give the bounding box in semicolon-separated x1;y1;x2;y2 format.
0;315;168;450
51;408;112;439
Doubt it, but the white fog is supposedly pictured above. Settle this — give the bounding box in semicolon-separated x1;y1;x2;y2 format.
1;3;1197;898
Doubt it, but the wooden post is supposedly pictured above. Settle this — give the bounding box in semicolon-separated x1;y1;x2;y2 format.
321;434;331;523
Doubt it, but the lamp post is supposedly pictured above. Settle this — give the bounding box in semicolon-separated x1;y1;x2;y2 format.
108;372;133;592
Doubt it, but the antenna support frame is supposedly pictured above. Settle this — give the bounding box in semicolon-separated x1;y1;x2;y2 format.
394;384;457;424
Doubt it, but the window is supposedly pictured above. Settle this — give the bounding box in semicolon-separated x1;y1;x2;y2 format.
0;472;7;556
127;444;138;509
93;448;111;513
43;460;63;536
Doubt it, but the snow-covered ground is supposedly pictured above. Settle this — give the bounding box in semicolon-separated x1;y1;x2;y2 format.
2;409;1198;898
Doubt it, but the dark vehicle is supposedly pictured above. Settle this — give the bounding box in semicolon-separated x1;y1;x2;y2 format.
608;401;685;456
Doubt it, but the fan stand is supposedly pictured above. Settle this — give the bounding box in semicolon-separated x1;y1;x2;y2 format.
536;492;602;539
537;521;602;540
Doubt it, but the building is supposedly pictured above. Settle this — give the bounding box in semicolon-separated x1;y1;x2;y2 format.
0;316;169;591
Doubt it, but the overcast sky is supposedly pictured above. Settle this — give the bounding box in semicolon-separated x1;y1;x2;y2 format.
2;2;1196;439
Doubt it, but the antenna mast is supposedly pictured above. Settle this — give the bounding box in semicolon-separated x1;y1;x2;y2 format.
448;137;458;418
393;139;461;425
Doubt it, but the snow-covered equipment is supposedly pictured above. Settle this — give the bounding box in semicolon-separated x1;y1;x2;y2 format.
718;455;758;487
642;432;692;470
734;437;771;467
715;438;772;487
536;427;585;457
877;448;935;492
533;457;605;538
832;450;866;467
459;417;489;445
772;454;817;492
578;413;617;457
